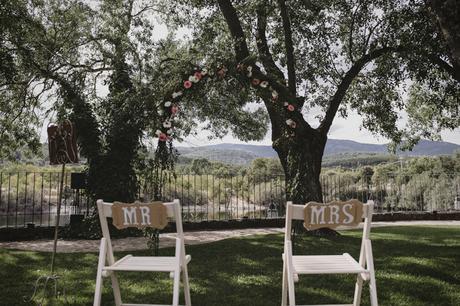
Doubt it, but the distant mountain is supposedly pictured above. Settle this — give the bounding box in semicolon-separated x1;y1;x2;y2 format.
177;139;460;165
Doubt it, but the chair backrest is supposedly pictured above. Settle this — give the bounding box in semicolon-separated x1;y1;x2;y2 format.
285;200;374;240
97;199;184;263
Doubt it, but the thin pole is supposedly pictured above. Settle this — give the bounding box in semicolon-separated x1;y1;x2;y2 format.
51;163;65;274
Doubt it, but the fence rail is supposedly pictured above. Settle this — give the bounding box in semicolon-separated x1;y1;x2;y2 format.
0;171;459;228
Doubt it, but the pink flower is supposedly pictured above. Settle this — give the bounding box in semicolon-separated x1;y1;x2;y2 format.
287;104;295;111
159;133;168;141
194;71;202;80
252;78;261;86
184;80;192;89
171;105;179;115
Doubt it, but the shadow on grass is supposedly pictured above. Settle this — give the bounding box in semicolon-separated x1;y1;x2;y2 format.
0;226;459;306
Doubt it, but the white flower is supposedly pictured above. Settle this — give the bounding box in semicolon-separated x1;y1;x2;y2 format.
172;91;183;99
163;120;172;128
284;102;289;106
166;129;173;135
272;90;278;98
155;129;162;136
260;66;267;75
247;71;252;78
164;101;172;107
158;109;164;116
260;81;269;88
189;75;199;83
286;119;297;128
201;68;208;76
247;66;253;72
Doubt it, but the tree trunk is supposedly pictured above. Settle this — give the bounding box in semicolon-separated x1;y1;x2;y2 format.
273;129;327;204
427;0;460;71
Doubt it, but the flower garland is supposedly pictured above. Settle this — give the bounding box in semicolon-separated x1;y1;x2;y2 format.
155;61;299;143
156;67;226;142
236;62;299;134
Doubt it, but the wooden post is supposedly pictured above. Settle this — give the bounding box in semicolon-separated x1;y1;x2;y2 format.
51;162;65;274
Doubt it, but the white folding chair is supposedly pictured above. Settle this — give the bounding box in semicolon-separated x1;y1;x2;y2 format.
281;200;378;306
94;199;192;306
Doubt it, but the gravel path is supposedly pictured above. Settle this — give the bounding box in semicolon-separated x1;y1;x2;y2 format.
0;221;458;253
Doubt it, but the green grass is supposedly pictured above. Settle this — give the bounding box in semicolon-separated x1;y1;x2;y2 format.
1;226;459;305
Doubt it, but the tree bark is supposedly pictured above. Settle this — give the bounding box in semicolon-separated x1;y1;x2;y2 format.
427;0;460;72
273;126;327;203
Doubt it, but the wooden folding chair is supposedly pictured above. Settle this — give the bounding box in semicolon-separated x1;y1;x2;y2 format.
281;200;378;306
94;199;192;306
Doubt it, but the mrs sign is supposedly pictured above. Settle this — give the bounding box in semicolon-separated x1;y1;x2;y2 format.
303;199;363;230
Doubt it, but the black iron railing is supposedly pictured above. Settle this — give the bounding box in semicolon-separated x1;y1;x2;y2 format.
0;171;458;228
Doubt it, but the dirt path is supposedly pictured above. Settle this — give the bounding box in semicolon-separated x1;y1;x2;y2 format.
0;221;458;253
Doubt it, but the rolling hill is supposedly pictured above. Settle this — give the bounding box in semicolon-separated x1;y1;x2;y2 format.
177;139;460;165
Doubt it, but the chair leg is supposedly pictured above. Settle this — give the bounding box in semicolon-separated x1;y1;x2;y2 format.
110;272;122;306
369;271;378;306
353;275;364;306
94;238;106;306
172;268;181;306
365;240;378;306
281;258;288;306
182;264;192;306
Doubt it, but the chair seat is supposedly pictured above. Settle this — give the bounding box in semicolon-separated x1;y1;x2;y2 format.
291;253;366;275
104;255;191;272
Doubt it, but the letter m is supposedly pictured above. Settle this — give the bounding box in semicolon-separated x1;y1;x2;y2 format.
122;207;138;225
310;205;326;225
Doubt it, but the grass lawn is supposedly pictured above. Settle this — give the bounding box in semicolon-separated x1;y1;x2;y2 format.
1;226;459;305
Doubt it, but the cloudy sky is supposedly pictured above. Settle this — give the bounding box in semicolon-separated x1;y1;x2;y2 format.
179;110;460;147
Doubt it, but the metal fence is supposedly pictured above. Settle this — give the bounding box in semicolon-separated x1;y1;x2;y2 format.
0;172;90;229
0;171;459;228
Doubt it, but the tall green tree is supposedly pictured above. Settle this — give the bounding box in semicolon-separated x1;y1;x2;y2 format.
1;0;267;202
156;0;459;203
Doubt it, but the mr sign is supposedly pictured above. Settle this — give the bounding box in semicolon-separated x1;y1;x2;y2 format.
112;201;168;230
303;199;363;230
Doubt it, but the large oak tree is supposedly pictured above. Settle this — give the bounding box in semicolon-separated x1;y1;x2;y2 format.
156;0;459;203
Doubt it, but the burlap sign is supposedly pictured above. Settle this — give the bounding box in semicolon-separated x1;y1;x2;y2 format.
303;199;363;230
112;201;168;230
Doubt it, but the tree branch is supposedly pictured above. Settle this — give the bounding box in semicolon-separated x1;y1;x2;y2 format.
425;53;460;82
319;46;402;134
217;0;250;61
277;0;296;96
256;5;285;80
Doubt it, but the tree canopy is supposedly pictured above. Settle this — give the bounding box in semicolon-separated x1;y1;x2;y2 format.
1;0;459;203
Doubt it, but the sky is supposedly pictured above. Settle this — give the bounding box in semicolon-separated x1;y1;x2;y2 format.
179;110;460;147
